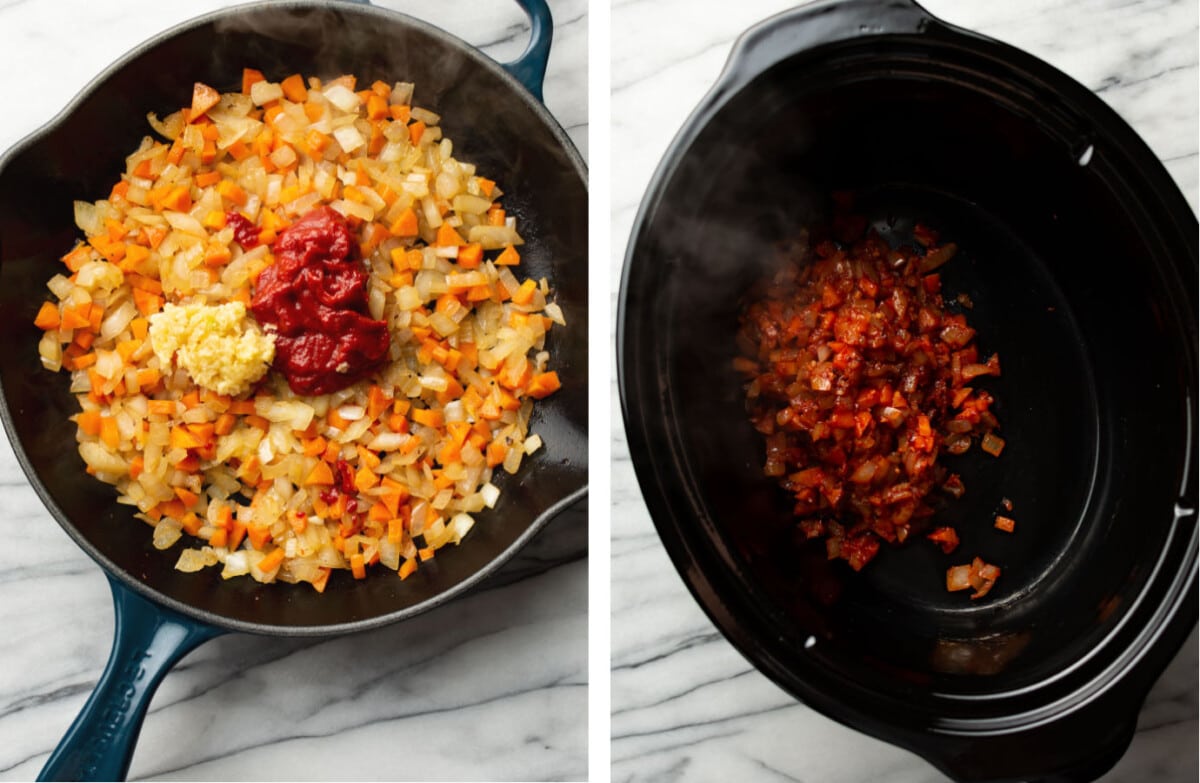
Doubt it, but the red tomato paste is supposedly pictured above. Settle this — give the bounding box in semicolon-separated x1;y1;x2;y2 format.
251;207;390;395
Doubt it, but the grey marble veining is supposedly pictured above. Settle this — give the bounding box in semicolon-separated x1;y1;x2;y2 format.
0;1;588;780
610;1;1198;781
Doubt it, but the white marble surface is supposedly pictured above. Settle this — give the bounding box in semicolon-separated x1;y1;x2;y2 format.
610;1;1198;782
0;1;587;781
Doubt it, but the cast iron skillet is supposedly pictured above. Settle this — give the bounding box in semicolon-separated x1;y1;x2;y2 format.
618;0;1196;781
0;1;587;779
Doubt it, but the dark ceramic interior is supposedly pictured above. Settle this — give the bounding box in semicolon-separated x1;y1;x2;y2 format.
0;3;587;633
620;7;1196;780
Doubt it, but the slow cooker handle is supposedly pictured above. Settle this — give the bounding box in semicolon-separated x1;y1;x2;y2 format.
502;0;554;103
38;576;224;782
716;0;939;96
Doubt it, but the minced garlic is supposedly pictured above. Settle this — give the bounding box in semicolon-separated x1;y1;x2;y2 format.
148;302;275;396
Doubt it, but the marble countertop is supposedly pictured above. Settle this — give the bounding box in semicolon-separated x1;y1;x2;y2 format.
610;1;1198;782
0;1;587;781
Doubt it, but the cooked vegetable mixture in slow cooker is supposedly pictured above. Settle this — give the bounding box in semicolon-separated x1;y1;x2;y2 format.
736;206;1005;599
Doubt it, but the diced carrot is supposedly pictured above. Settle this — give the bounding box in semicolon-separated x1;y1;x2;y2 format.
227;140;251;161
366;386;391;421
88;235;124;264
203;244;232;267
126;319;148;343
305;128;330;156
160;185;192;213
190;82;221;122
280;73;308;102
87;303;103;332
178;512;202;536
385;515;404;544
438;441;462;466
174;487;200;508
303;102;324;123
389;104;411;123
166;139;185;165
242;68;266;95
105;218;128;241
487;206;507;226
408;120;426;145
222;518;243;550
147;399;176;416
61;244;92;272
327;406;349;431
477;177;496;197
357;446;381;470
528;371;562;399
994;515;1016;533
486;440;508;467
398;558;418;580
362;501;388;525
322;441;341;463
228;400;257;415
411;408;443;428
305;460;335;486
246;524;272;550
244;414;269;431
77;410;103;437
350;553;366;579
122;244;151;272
457;242;483;269
217;180;248;206
302;436;327;457
312;567;331;593
113;339;137;361
60;304;90;330
110;180;132;202
366;93;388;120
194;170;221;188
187;422;215;443
259;548;285;573
69;351;96;371
418;547;435;562
143;226;167;250
34;302;60;330
354;466;379;493
389;207;418;237
180;390;201;409
495;245;521;266
436;223;465;247
511;279;538;305
169;426;203;450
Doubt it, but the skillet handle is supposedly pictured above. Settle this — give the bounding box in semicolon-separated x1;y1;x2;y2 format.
38;576;223;782
502;0;553;102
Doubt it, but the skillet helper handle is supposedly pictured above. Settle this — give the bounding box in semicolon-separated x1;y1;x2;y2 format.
502;0;553;102
335;0;553;102
38;576;223;782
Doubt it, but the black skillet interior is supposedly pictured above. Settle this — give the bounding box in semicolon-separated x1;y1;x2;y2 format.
0;2;587;633
620;3;1196;780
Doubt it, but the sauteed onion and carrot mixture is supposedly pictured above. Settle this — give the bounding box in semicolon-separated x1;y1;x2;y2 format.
35;70;563;591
